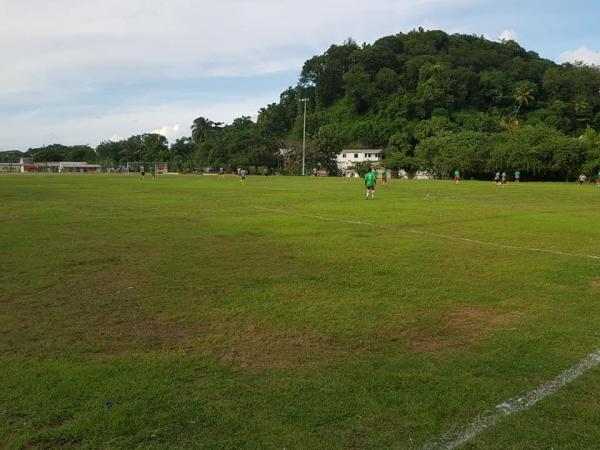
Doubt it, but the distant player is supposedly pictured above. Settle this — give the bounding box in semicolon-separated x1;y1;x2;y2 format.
219;167;224;178
313;167;318;177
365;168;377;199
596;170;600;188
494;171;500;184
150;165;155;180
139;165;145;179
381;168;388;185
240;169;247;184
578;174;587;185
454;169;460;184
501;171;507;186
515;170;520;183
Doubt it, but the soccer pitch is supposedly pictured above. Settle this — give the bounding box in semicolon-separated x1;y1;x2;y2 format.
1;174;599;449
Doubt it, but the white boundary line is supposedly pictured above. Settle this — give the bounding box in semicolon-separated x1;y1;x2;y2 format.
255;206;600;447
423;349;600;450
253;206;600;260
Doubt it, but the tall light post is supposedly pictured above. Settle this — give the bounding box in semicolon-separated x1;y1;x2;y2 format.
299;98;309;176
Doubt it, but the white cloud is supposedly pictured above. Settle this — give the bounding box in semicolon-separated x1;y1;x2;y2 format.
0;0;475;100
498;30;518;42
558;47;600;65
0;97;276;149
0;0;479;148
151;124;181;139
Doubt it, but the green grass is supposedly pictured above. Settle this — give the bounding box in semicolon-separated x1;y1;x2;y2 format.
1;174;599;449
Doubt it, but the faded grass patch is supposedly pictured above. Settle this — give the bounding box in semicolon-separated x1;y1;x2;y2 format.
380;306;526;353
589;279;600;289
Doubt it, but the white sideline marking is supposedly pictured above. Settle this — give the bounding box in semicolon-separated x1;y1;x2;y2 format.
254;207;600;260
423;350;600;450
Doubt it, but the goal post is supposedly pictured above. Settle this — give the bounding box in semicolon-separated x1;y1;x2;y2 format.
126;162;168;175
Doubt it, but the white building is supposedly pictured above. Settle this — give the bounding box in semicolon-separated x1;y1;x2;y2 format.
337;149;382;177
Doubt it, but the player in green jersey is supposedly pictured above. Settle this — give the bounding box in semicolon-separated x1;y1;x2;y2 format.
381;168;388;185
597;170;600;188
454;169;460;184
365;168;377;199
501;171;507;186
515;170;520;183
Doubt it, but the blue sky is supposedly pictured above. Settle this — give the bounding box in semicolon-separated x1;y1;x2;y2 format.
1;0;599;150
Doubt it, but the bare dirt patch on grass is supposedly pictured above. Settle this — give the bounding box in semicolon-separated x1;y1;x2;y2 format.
589;279;600;289
380;306;526;353
211;322;345;370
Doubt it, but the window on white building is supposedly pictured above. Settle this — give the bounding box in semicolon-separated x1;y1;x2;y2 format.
342;153;346;158
354;153;358;158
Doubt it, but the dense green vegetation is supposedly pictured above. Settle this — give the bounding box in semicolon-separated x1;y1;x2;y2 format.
4;30;600;179
1;175;599;448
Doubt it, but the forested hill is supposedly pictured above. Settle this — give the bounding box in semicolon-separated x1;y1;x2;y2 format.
252;29;600;179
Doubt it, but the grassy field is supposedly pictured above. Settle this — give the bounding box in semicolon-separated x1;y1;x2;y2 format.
1;174;599;449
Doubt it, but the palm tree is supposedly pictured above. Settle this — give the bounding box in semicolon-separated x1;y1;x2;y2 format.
191;117;223;144
513;87;535;118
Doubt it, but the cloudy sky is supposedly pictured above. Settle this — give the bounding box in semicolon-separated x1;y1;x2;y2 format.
1;0;599;150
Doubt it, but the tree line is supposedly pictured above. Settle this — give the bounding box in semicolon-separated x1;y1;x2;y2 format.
3;29;600;179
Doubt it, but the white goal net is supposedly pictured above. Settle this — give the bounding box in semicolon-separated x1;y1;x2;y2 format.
126;162;168;175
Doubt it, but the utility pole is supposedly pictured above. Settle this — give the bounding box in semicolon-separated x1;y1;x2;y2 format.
300;98;309;176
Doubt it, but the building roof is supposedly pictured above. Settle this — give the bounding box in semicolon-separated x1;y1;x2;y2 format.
341;149;383;153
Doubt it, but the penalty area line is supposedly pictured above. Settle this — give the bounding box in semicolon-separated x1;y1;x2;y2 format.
422;349;600;450
253;206;600;261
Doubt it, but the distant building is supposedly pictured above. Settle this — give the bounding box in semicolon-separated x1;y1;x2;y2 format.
16;158;102;173
337;149;382;177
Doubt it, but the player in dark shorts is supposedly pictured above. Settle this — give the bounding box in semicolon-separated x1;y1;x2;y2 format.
139;165;145;178
381;169;388;185
454;169;460;184
364;168;377;199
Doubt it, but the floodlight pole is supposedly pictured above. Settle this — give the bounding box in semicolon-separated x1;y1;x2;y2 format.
300;98;309;176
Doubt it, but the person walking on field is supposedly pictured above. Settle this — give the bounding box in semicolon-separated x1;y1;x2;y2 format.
596;170;600;188
139;164;145;179
501;171;507;186
494;171;500;184
381;168;388;185
150;165;155;180
365;168;377;200
454;169;461;184
239;169;247;184
515;170;520;183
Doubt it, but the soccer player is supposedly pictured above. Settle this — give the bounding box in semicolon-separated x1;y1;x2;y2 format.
596;170;600;188
150;165;155;180
139;164;145;179
454;169;461;184
219;167;224;178
240;169;247;184
515;170;521;183
381;168;388;185
501;171;507;186
578;174;587;185
494;171;500;184
365;168;377;199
